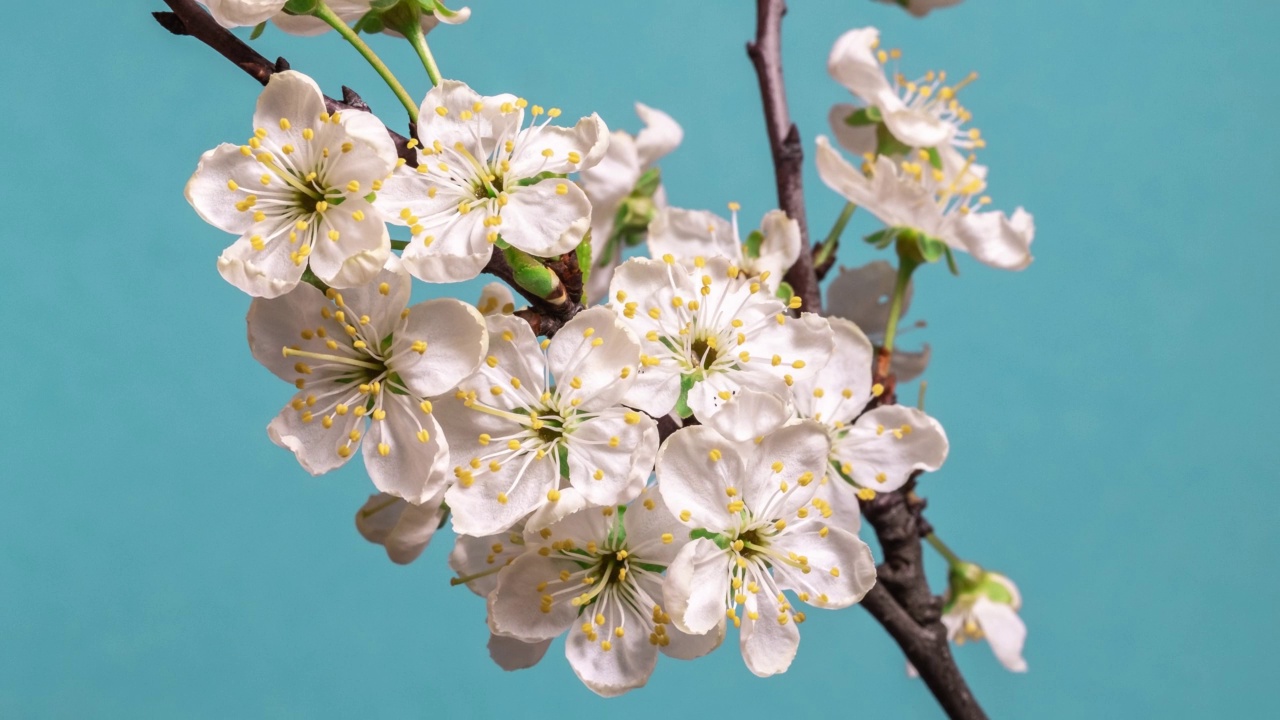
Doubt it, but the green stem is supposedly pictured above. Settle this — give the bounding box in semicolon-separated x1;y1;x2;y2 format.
400;19;443;86
881;257;918;354
926;533;964;568
814;202;856;269
312;3;419;122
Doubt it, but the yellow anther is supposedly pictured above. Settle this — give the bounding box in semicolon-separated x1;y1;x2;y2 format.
709;449;722;462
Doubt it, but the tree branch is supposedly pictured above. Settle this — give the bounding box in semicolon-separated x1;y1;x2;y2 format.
744;2;985;715
154;0;581;337
746;0;821;313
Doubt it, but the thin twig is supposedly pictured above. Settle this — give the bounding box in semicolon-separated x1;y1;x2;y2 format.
746;0;821;313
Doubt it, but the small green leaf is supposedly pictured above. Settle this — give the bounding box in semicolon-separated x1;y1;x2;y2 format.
875;123;912;157
775;281;795;303
843;106;883;126
633;168;662;198
249;22;267;40
744;230;764;259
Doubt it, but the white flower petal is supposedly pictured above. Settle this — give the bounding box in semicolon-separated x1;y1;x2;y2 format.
477;282;516;316
739;575;800;677
489;552;582;641
753;210;802;285
840;405;948;492
883;107;953;149
216;228;308;298
362;394;450;504
565;599;658;697
246;282;336;382
619;363;682;418
266;390;361;476
565;408;655;507
509;113;609;177
448;525;526;597
548;307;639;410
971;597;1028;672
950;206;1035;271
252;71;327;140
268;11;332;36
634;103;683;169
415;80;520;159
662;539;732;635
185;144;265;234
647;207;738;266
827;103;879;157
741;420;831;519
355;491;446;565
791;316;874;423
306;198;391;289
389;298;488;397
772;524;876;608
446;450;557;537
621;485;686;566
702;388;790;444
827;28;901;112
488;633;551;671
501;179;592;257
201;0;285;28
655;426;745;530
317;255;411;347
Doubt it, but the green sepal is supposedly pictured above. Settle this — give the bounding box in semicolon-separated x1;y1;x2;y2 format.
690;529;730;550
517;171;568;187
632;168;662;198
558;446;570;480
844;106;883;126
864;228;899;250
300;268;330;293
917;235;949;264
675;375;696;418
926;146;943;170
775;280;795;304
875;123;912;157
353;10;385;34
363;192;377;204
283;0;319;15
249;22;267;40
435;504;451;529
943;246;960;276
744;230;764;259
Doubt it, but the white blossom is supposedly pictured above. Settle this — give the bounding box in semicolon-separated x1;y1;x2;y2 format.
580;103;683;303
791;317;948;496
816;136;1034;270
488;487;722;696
648;203;800;293
606;256;833;425
186;71;398;297
247;257;486;503
377;81;608;283
656;398;876;676
438;307;656;536
825;261;930;381
476;282;516;317
943;566;1028;672
826;27;982;162
355;490;447;564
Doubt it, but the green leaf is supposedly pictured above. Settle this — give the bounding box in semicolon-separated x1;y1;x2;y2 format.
744;230;764;259
775;281;794;304
843;106;883;126
249;22;267;40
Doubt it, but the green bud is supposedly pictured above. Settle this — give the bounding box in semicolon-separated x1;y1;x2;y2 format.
504;248;562;303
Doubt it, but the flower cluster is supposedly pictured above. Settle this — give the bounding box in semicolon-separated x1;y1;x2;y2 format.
179;1;1028;697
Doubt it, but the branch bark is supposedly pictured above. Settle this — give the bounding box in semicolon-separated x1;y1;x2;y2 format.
746;2;985;717
154;0;581;337
746;0;822;313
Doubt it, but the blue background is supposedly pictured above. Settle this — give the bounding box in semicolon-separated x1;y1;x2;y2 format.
3;0;1276;717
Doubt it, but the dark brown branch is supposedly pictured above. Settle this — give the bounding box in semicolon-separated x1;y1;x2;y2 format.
481;250;583;338
745;2;985;715
746;0;822;313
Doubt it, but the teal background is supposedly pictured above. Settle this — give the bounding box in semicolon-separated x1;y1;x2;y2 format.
3;0;1276;717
